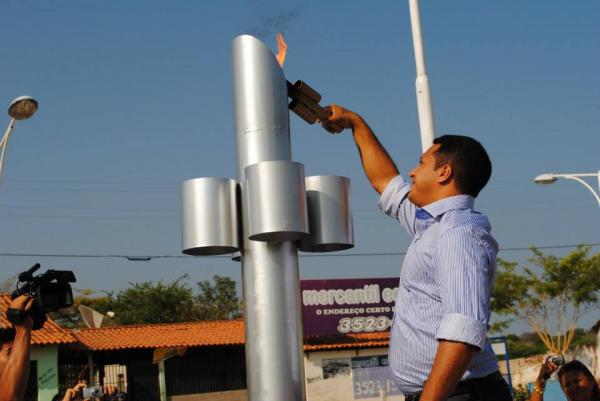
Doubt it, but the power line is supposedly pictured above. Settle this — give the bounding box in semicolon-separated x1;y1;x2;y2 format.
0;243;598;261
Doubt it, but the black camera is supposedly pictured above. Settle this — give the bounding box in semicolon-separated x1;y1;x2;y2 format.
8;263;76;330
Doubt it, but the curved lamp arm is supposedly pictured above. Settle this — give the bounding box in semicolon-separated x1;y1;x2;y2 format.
0;118;16;181
557;174;600;206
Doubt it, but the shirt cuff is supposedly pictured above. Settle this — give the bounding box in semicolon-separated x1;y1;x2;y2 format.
436;313;487;350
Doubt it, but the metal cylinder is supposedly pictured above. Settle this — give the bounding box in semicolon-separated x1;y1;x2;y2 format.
300;175;354;252
245;160;308;242
232;34;305;401
181;177;239;255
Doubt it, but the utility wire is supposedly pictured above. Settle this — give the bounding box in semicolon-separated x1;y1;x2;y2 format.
0;243;598;261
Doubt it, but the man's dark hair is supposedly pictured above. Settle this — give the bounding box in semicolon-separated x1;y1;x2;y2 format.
432;135;492;197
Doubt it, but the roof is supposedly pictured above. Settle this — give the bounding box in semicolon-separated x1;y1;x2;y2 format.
73;319;389;352
1;294;78;346
73;319;245;351
2;291;390;352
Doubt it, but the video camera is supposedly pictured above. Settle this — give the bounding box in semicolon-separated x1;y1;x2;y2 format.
8;263;76;330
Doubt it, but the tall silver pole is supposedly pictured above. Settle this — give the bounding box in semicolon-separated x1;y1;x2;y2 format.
232;35;305;401
408;0;436;152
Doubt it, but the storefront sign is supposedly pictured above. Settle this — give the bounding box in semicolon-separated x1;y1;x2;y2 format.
301;278;399;337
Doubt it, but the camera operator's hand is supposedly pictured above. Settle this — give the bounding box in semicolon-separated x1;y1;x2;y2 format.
0;295;34;401
8;295;34;331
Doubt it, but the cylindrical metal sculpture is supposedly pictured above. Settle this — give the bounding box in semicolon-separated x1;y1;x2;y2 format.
245;160;308;242
300;175;354;252
232;35;305;401
181;177;239;255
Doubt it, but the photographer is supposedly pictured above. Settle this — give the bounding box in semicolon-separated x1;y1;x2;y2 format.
0;295;34;401
531;358;600;401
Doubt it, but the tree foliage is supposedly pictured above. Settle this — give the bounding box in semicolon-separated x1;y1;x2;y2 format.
491;245;600;354
195;275;242;320
49;274;241;327
504;328;596;359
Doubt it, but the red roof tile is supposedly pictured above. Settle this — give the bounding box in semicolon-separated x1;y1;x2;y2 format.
2;292;390;352
73;320;246;351
1;294;78;346
71;318;389;352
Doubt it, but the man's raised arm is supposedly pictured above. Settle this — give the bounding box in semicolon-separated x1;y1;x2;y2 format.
321;105;399;194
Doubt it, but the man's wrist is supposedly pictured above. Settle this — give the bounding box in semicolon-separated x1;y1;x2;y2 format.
13;326;32;338
349;114;365;130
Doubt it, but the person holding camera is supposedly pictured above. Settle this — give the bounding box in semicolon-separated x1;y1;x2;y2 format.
0;294;34;401
531;358;600;401
60;381;89;401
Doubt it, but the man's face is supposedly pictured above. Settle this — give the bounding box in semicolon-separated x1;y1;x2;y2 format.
408;144;445;207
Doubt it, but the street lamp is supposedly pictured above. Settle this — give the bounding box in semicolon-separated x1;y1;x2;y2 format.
534;171;600;206
0;96;38;181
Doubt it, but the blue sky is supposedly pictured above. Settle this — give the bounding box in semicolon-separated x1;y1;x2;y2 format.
0;1;598;332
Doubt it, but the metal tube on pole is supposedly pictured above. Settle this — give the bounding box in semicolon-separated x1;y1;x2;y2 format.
408;0;436;152
232;35;305;401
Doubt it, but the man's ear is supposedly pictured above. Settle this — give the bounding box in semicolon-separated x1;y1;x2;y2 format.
436;164;453;184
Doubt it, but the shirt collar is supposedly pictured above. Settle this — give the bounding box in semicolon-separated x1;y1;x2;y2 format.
420;194;474;219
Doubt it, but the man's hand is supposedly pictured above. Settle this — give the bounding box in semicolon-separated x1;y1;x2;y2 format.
8;295;34;332
321;105;362;134
419;340;478;401
320;104;398;194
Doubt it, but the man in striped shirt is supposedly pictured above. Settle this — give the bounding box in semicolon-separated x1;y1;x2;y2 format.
322;105;512;401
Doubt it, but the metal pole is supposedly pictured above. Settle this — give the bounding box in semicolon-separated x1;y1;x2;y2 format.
158;360;168;401
0;118;16;182
408;0;436;152
232;35;305;401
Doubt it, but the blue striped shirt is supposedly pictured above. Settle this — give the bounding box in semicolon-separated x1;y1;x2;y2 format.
378;175;499;395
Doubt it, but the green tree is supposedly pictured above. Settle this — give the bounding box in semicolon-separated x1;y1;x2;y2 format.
49;289;115;328
195;275;242;320
49;274;242;327
111;275;197;325
491;245;600;354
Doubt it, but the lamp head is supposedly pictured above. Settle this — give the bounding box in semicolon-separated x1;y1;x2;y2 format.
8;96;38;120
534;173;558;184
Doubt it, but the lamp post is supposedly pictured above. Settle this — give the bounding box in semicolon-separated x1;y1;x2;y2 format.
534;171;600;207
408;0;436;152
1;96;39;181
